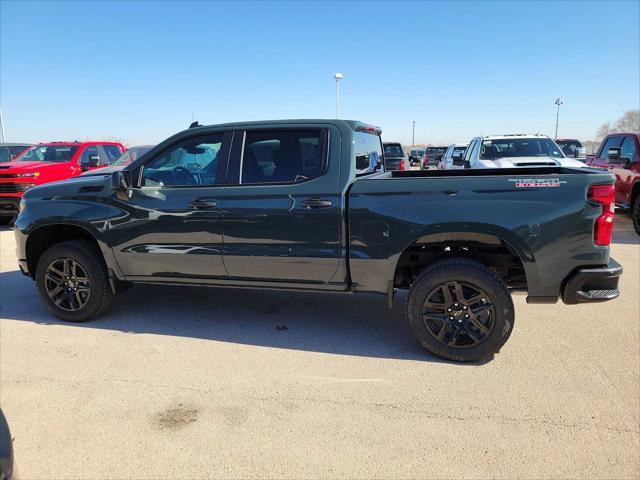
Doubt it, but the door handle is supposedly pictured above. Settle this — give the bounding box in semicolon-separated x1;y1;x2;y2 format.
300;198;332;209
191;199;217;209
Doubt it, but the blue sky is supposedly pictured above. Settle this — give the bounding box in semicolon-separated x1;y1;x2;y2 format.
1;0;638;146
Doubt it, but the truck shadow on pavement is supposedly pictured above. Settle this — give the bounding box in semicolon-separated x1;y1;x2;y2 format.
611;214;639;245
0;269;487;364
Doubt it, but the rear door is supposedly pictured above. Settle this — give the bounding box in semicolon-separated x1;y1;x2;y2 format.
220;125;344;286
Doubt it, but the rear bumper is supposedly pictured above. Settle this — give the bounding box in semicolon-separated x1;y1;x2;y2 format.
0;197;20;217
562;258;622;304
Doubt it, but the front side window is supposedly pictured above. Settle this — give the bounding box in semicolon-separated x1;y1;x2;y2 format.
142;134;224;187
599;136;624;160
81;146;99;164
16;145;79;163
241;130;325;184
480;138;563;160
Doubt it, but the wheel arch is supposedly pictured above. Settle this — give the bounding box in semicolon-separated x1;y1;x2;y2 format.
25;223;109;279
390;226;535;299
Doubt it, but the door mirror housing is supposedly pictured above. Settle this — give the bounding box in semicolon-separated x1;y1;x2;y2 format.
79;154;100;171
452;152;466;166
607;147;621;162
111;169;133;191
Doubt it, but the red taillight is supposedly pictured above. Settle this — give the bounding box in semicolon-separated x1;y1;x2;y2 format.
588;184;616;246
399;160;405;171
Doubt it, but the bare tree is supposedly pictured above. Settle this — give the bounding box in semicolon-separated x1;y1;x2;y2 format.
596;109;640;139
615;109;640;132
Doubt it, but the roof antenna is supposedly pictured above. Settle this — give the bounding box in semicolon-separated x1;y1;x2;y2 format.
189;121;200;128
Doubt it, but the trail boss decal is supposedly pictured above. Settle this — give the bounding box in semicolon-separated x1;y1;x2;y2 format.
509;178;566;188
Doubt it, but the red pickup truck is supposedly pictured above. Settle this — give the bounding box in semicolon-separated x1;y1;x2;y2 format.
0;141;125;223
588;132;640;234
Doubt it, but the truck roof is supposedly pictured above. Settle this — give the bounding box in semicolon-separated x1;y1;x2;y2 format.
480;134;551;140
35;141;124;146
187;119;382;135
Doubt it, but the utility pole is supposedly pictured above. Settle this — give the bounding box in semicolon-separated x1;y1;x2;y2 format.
554;98;563;139
0;107;5;142
412;120;416;146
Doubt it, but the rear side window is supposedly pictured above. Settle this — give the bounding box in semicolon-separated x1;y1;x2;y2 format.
240;130;326;184
620;136;637;162
354;132;383;173
103;145;123;163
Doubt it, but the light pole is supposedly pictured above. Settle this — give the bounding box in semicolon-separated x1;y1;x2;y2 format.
334;73;343;119
412;120;416;146
554;97;563;139
0;107;5;143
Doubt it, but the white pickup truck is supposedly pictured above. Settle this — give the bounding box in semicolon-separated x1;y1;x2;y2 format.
447;134;587;169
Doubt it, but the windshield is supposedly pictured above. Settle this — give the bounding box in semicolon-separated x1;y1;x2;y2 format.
410;149;425;156
480;138;563;160
112;146;153;166
427;147;447;154
0;145;29;162
15;145;79;163
384;144;404;157
555;140;583;157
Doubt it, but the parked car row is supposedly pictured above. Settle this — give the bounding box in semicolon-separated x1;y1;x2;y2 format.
0;142;157;224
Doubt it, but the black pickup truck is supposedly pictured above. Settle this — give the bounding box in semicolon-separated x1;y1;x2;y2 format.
14;120;622;362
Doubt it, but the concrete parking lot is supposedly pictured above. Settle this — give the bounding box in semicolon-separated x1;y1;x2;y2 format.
0;215;638;479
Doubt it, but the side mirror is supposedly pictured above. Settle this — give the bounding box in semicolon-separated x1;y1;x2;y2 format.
111;170;133;191
452;152;466;166
607;147;621;162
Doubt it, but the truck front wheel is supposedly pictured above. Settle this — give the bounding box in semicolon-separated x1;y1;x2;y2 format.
35;240;113;322
632;195;640;235
406;258;514;362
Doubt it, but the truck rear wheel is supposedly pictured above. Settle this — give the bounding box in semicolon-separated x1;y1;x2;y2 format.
35;240;113;322
406;258;514;362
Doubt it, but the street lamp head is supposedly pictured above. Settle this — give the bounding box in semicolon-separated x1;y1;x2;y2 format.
555;97;563;105
334;73;343;81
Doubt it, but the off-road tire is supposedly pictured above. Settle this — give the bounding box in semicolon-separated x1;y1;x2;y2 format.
632;195;640;235
35;240;113;322
406;258;514;362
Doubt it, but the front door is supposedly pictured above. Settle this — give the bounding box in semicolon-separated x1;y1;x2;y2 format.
221;126;344;286
108;131;231;280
